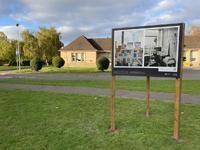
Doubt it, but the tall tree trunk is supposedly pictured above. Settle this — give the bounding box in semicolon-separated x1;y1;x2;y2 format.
46;59;49;66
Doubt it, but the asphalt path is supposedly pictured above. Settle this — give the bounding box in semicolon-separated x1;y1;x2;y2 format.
0;67;199;104
0;82;200;103
0;67;200;80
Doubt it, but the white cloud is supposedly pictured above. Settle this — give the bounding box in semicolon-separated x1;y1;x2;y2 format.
152;0;176;12
78;27;94;32
1;0;200;44
0;25;26;40
57;26;73;33
192;19;200;26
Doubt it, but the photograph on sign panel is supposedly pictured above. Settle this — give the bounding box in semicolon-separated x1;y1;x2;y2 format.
144;27;179;70
112;23;183;77
114;30;144;67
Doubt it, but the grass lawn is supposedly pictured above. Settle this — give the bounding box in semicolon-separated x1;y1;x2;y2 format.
0;88;200;149
0;79;200;95
13;67;111;73
0;66;30;71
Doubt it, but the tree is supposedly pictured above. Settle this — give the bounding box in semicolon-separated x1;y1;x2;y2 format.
0;32;7;42
36;26;64;66
0;32;17;64
186;25;200;36
12;40;25;65
21;29;42;60
0;26;64;66
0;32;7;60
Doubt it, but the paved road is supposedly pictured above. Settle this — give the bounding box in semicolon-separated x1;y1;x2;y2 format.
0;83;200;103
0;67;200;80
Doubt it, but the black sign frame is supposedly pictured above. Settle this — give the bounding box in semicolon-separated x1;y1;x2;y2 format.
112;23;185;78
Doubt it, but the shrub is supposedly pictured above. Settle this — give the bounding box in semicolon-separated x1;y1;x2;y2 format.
0;60;9;66
30;58;42;71
9;59;17;66
96;56;109;72
22;61;30;66
53;56;65;68
0;60;4;66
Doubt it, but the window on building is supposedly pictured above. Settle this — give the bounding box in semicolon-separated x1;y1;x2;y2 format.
76;53;81;62
82;53;85;62
72;53;86;62
72;53;75;62
190;51;197;62
108;53;111;63
100;53;106;57
183;51;186;61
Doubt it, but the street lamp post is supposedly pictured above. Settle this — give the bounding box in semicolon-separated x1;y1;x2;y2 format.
16;23;21;73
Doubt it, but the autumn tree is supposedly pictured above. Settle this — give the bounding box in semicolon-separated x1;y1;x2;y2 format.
11;40;25;64
21;29;42;60
186;25;200;36
36;26;63;66
0;32;17;65
0;26;63;66
0;32;7;60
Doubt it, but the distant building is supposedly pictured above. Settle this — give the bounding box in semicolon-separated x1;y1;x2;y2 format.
183;36;200;67
59;35;200;68
59;35;111;68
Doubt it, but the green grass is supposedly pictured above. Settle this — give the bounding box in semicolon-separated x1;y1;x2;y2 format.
0;79;200;95
13;67;111;73
0;66;30;71
0;88;200;149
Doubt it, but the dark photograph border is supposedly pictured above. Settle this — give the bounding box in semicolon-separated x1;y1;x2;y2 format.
112;23;185;78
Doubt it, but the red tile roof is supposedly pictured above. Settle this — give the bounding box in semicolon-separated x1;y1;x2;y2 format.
184;36;200;49
88;38;112;50
60;35;111;51
60;35;200;51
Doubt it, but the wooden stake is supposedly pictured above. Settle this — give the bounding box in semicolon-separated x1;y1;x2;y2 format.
146;76;150;116
173;78;182;140
111;75;115;131
172;23;184;141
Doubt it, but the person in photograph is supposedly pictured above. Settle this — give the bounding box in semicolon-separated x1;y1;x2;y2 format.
148;49;160;66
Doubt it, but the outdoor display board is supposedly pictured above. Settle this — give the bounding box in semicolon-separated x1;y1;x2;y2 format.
112;23;184;78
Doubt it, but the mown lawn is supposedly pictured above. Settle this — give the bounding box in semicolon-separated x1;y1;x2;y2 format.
13;67;111;73
0;79;200;95
0;66;30;71
0;88;200;149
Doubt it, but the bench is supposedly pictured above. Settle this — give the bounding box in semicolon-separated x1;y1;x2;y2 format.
3;64;9;67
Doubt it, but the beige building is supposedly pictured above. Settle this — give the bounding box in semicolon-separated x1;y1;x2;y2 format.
183;36;200;67
59;35;200;68
59;35;111;68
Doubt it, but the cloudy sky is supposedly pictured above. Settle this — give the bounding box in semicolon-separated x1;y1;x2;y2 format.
0;0;200;46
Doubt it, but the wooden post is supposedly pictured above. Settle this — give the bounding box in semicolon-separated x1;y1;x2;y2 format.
172;23;184;141
146;76;150;116
173;78;182;140
111;75;116;131
173;55;183;140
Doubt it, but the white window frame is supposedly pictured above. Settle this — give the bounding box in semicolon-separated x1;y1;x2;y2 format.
108;52;111;64
190;51;197;62
82;53;85;62
99;53;106;57
76;53;81;62
72;53;86;62
71;53;75;62
183;51;186;62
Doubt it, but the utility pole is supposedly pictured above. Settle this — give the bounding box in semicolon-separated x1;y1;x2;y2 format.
16;48;18;71
16;23;21;73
